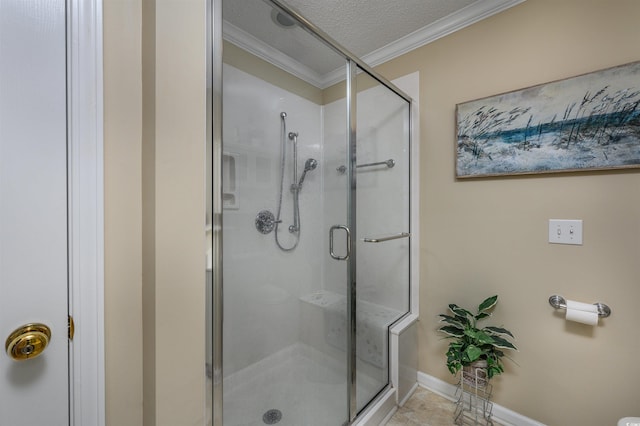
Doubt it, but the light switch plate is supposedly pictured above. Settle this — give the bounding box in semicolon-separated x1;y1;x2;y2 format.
548;219;583;245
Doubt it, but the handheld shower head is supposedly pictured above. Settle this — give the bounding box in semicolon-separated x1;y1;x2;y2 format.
304;158;318;172
297;158;318;189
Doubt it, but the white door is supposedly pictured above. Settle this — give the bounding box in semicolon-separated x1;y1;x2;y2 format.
0;1;70;425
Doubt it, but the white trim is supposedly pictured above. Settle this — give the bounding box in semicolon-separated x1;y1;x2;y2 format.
361;0;526;69
406;74;421;318
417;372;547;426
389;313;418;406
320;67;346;89
222;21;325;88
390;313;418;337
68;0;105;425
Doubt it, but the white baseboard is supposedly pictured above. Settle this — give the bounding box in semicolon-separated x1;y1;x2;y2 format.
417;371;547;426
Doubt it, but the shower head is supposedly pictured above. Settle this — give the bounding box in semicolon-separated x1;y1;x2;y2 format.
271;9;297;29
297;158;318;190
304;158;318;172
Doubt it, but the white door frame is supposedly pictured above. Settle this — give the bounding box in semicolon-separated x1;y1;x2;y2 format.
67;0;105;425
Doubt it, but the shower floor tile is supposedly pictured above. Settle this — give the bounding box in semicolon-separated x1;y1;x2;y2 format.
224;344;383;426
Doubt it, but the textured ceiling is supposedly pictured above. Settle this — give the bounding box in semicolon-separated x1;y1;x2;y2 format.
280;0;478;58
223;0;522;86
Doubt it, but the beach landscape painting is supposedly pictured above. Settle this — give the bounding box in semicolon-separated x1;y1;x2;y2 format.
456;61;640;178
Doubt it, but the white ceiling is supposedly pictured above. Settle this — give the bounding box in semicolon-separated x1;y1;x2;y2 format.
223;0;525;88
280;0;478;57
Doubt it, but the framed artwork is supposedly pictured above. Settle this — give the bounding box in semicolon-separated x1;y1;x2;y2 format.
456;61;640;178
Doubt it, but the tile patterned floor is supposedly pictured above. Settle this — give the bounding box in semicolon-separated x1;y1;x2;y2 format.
386;387;458;426
387;386;504;426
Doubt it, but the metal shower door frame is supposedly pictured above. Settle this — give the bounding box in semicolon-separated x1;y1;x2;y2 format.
346;58;358;421
208;0;223;424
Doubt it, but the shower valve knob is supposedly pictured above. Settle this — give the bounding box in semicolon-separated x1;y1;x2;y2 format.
255;210;277;234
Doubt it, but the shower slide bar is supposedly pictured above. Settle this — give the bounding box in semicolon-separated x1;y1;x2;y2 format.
363;232;410;243
336;159;395;174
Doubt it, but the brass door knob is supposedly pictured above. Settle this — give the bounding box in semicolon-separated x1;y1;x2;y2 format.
5;323;51;361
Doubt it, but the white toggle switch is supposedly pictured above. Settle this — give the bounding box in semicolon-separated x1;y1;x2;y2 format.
548;219;583;245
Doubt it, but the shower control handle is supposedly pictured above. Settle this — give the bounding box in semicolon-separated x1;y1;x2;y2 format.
329;225;351;261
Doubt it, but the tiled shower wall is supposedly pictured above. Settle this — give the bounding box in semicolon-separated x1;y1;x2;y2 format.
222;64;324;376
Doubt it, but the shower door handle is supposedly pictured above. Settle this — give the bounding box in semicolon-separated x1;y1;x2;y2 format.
329;225;351;260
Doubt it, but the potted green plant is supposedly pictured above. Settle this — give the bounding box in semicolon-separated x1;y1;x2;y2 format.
438;295;517;387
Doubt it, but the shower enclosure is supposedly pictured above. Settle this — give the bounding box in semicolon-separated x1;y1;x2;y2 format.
208;0;413;424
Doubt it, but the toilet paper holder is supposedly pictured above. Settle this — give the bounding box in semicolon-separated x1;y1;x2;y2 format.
548;295;611;318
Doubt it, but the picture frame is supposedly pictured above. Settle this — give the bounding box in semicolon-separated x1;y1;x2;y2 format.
456;61;640;178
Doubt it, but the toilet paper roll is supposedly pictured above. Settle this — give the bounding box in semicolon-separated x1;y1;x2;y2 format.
566;306;599;325
566;300;598;313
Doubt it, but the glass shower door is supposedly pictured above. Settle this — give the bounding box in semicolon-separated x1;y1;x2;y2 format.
354;67;411;414
220;1;351;424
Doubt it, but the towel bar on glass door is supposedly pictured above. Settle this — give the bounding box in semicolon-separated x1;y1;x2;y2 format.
363;232;410;243
336;159;395;174
548;294;611;318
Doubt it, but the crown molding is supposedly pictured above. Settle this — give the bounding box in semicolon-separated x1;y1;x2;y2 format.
224;0;526;89
363;0;526;67
223;21;325;88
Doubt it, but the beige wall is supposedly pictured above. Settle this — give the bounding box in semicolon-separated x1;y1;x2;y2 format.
104;0;206;425
103;0;144;424
153;0;206;424
375;0;640;424
104;0;640;424
141;0;156;423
